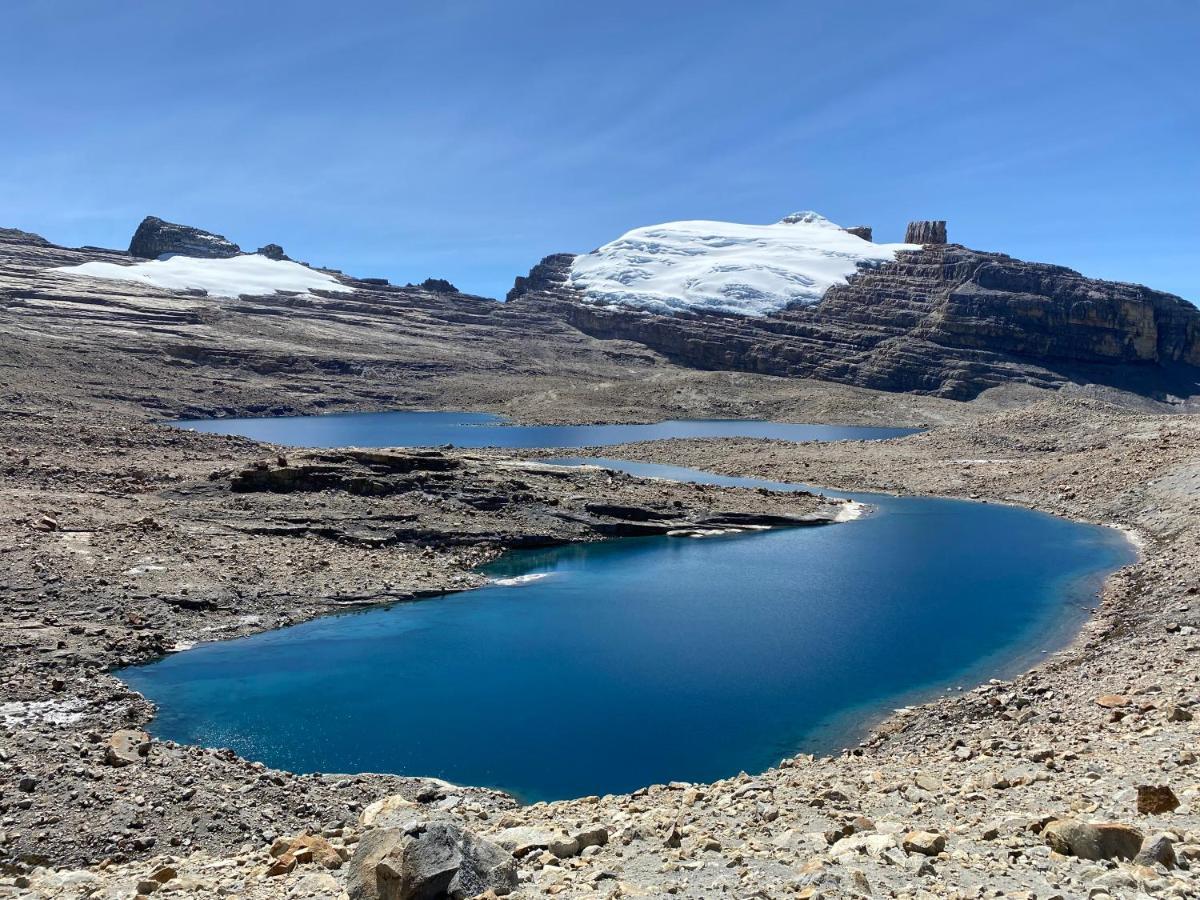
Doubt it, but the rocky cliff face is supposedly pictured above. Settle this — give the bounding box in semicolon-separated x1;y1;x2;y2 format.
129;215;242;259
904;220;947;244
505;228;1200;400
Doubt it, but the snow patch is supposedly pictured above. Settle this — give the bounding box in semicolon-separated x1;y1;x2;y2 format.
52;254;351;299
123;564;166;576
667;527;743;537
569;211;919;317
1;699;88;727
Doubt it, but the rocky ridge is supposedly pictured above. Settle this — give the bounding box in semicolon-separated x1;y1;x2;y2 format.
0;222;976;429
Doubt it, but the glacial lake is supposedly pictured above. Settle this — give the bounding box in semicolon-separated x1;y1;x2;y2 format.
122;414;1135;801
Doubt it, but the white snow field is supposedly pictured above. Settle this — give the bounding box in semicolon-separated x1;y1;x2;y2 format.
569;211;919;317
53;254;351;298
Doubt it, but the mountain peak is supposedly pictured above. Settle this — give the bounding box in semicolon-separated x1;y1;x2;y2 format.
566;214;917;317
777;211;836;227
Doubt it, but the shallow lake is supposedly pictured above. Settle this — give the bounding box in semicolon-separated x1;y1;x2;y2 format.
122;415;1134;801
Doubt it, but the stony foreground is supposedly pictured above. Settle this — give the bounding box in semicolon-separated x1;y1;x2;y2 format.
0;404;840;870
1;396;1197;899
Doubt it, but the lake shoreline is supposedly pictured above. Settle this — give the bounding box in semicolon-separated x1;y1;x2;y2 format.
116;438;1131;802
5;397;1199;898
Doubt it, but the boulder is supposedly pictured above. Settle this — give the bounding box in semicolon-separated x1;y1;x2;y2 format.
1137;784;1180;815
492;825;579;858
1135;832;1177;868
360;794;420;828
104;729;150;767
573;825;609;850
347;823;515;900
1043;820;1144;861
831;832;897;858
1096;694;1131;709
128;215;241;259
286;833;343;869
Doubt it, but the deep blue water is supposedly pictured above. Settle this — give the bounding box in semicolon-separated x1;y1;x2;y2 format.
174;409;919;448
122;414;1134;802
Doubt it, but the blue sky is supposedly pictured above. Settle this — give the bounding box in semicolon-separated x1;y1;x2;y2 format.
2;1;1197;301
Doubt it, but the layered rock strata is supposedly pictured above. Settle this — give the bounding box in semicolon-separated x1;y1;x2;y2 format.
506;230;1200;400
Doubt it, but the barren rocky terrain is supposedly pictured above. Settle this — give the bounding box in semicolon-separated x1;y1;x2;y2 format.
2;223;1199;898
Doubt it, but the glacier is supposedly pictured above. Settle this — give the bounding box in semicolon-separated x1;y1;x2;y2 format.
568;211;919;317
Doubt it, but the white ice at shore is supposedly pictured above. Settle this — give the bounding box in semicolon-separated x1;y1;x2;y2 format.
492;572;555;587
53;254;351;299
569;211;919;317
835;500;867;522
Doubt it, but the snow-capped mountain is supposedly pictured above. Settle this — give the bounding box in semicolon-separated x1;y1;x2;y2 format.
567;212;919;317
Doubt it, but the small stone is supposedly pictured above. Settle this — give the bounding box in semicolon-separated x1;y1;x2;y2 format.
267;853;297;877
1136;784;1180;815
664;821;682;849
1163;704;1193;722
1096;694;1130;709
901;830;945;856
913;775;941;792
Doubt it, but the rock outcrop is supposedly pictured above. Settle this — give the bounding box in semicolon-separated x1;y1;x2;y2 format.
255;242;289;260
904;219;948;244
224;448;842;541
415;277;459;293
505;252;575;302
505;237;1200;400
128;215;241;259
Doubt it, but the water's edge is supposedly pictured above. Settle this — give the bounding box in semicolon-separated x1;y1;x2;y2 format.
118;434;1139;801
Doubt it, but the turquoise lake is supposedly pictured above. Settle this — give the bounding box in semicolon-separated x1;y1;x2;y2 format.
121;414;1134;802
